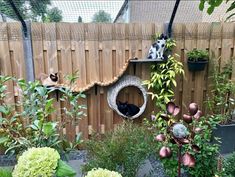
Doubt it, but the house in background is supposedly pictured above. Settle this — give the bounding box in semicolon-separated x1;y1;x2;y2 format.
114;0;232;23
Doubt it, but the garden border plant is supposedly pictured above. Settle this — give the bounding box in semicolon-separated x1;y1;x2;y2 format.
144;35;220;176
143;34;184;111
206;59;235;154
82;121;157;177
0;73;86;156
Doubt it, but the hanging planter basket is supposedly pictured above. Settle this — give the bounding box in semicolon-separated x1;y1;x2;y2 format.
107;75;148;119
187;60;208;71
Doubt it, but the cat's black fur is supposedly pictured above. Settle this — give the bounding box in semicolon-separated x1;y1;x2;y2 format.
50;73;58;82
117;101;140;117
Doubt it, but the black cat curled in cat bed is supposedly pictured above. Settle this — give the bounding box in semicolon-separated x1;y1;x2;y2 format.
107;75;147;119
117;101;140;117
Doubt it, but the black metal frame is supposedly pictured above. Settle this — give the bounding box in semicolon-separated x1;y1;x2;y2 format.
8;0;28;37
167;0;181;38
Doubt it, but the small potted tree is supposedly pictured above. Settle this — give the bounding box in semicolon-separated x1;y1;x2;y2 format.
187;49;209;71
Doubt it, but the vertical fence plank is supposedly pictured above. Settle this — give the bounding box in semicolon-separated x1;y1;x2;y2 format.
0;23;14;104
207;23;222;114
195;23;210;111
42;23;58;75
182;23;197;114
101;24;113;83
172;23;185;116
31;23;44;80
141;23;153;119
42;23;60;123
57;23;74;140
86;24;99;87
71;23;86;90
8;22;25;79
221;23;234;68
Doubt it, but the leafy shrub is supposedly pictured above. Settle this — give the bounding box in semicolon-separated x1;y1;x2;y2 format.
0;168;12;177
13;147;76;177
83;121;156;177
143;54;184;110
223;152;235;177
0;74;86;155
145;103;220;177
13;147;60;177
85;168;122;177
187;49;209;62
206;62;235;124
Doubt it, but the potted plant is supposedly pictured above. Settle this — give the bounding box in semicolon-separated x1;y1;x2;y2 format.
206;61;235;154
187;49;209;71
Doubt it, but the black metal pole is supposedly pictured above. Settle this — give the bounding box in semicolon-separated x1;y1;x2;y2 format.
8;0;35;82
178;144;182;177
8;0;27;37
168;0;181;38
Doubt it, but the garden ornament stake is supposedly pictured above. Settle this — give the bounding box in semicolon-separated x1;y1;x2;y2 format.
155;102;203;177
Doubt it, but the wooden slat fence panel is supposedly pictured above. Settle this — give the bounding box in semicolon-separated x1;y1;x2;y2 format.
0;22;235;140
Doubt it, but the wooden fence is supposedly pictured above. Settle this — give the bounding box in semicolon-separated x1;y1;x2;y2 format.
0;22;235;140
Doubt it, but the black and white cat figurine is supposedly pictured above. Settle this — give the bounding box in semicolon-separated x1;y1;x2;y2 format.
147;34;168;60
117;101;140;117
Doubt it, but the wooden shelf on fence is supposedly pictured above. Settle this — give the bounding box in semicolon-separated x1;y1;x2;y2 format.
129;58;164;63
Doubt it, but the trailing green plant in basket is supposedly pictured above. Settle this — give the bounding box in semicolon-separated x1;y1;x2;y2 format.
187;49;209;62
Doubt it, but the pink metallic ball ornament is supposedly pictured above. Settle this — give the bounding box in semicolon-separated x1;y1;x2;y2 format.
182;152;195;167
155;134;166;142
159;146;172;158
183;114;192;123
166;102;175;114
189;103;198;116
194;110;202;120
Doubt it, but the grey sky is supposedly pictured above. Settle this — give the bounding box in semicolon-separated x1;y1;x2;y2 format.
51;0;124;22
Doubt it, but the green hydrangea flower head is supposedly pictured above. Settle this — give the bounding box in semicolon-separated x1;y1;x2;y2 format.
13;147;60;177
85;168;122;177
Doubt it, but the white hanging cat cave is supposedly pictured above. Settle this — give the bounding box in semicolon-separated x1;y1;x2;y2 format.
107;75;148;119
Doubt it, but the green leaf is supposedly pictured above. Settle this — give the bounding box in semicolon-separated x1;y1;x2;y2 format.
172;80;177;87
199;0;206;11
214;0;223;7
226;12;235;21
56;160;76;177
0;106;10;115
0;137;8;144
35;86;46;96
226;1;235;12
207;6;215;14
43;122;57;136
